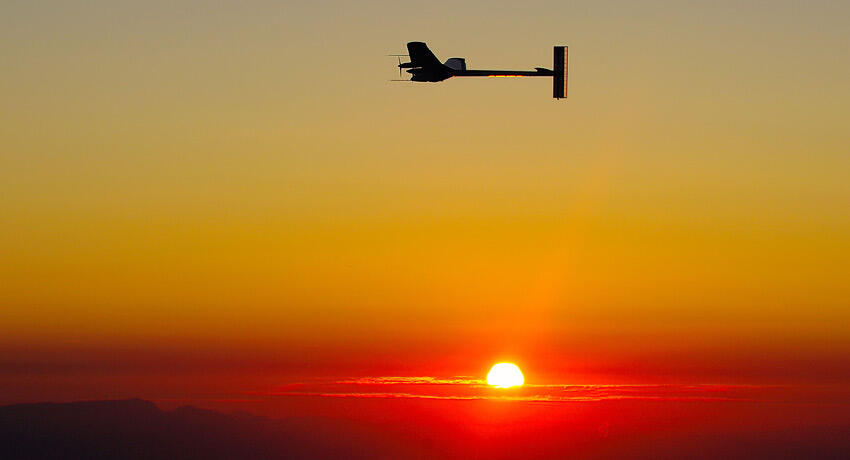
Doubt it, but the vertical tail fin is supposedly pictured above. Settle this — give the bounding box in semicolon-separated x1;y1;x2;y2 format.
553;46;568;99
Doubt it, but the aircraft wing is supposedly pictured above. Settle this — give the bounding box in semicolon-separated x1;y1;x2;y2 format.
406;42;442;68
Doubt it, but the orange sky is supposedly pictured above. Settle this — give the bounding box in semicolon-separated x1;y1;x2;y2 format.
1;1;849;401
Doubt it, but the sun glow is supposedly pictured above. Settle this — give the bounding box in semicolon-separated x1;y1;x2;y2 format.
487;363;524;388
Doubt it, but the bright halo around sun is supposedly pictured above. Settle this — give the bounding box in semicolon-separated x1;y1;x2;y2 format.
487;363;524;388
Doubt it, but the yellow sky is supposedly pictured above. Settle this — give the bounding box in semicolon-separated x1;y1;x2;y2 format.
1;1;848;380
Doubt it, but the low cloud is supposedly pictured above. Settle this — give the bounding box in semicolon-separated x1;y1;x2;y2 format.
254;377;783;403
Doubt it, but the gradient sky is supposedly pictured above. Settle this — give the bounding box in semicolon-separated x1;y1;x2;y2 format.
2;1;849;401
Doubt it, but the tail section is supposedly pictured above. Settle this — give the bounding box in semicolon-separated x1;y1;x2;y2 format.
553;46;568;99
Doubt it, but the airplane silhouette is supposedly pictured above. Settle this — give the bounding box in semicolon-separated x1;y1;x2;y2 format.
392;42;568;99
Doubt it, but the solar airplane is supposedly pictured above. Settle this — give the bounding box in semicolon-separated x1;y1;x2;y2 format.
391;42;568;99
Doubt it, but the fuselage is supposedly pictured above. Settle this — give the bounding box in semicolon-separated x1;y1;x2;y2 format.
407;64;553;82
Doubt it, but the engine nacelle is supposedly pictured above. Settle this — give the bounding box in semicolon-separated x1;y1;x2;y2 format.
444;58;467;71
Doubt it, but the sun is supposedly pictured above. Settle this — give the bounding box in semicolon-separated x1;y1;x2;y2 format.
487;363;524;388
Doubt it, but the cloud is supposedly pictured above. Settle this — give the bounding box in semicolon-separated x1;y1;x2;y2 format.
254;377;782;403
333;376;485;385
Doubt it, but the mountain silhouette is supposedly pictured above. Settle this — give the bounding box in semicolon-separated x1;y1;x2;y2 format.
0;399;414;460
2;398;848;459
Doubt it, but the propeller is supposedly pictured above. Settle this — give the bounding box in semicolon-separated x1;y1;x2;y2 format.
387;54;409;80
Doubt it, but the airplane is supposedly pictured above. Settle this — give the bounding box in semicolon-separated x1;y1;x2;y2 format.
390;42;568;99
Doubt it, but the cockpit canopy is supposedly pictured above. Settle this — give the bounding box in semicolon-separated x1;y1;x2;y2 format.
444;58;466;71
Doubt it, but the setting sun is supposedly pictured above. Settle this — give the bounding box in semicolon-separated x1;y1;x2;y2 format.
487;363;524;388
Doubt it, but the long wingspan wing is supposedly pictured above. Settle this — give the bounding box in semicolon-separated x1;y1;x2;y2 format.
406;42;442;68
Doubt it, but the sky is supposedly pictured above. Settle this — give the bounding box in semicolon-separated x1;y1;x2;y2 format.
1;0;850;411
